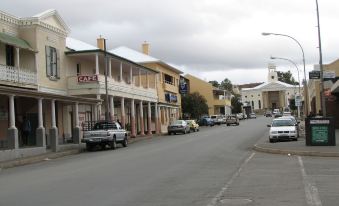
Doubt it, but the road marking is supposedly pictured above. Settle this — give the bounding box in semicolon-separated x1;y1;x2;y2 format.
298;156;322;206
207;152;256;206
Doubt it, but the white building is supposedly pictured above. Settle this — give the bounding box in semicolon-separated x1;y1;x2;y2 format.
241;64;302;111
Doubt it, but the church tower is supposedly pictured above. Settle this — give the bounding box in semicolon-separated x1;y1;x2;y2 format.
268;63;278;83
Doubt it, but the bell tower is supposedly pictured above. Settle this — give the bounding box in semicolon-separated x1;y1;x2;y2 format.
268;63;278;83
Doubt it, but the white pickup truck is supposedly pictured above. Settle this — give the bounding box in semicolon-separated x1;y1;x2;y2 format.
82;121;128;151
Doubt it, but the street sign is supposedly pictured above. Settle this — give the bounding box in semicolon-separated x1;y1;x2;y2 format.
323;71;336;79
309;71;320;79
295;94;302;107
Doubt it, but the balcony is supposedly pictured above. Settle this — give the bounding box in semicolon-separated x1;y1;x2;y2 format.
0;64;37;87
67;74;158;101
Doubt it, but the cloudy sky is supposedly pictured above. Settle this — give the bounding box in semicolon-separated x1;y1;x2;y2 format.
2;0;338;84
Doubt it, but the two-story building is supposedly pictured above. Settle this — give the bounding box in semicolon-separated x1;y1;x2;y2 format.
111;43;183;133
65;37;159;137
0;9;100;160
184;74;232;116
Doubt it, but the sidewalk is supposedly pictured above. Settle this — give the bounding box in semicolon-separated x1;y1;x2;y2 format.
0;134;159;170
254;124;339;157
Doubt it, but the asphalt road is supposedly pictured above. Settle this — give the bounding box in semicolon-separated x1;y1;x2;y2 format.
0;116;338;206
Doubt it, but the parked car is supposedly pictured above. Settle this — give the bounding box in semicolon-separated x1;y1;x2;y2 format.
249;113;257;119
283;111;292;116
168;120;190;135
198;117;215;126
273;112;282;118
226;115;240;126
82;121;128;151
210;115;224;125
267;118;298;143
278;116;300;138
265;111;272;117
236;113;244;120
186;120;200;132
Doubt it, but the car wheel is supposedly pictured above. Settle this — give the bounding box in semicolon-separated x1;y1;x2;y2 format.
168;132;172;135
110;138;117;150
122;137;128;147
269;139;275;143
188;128;191;133
227;124;229;126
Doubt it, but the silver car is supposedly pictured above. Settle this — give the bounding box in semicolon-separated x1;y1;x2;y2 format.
168;120;190;135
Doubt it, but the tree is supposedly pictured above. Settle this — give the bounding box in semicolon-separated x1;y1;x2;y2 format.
277;71;298;85
181;92;209;119
209;80;220;88
231;93;242;113
220;78;233;92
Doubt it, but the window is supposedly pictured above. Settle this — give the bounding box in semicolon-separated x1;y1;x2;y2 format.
6;45;15;66
258;100;261;109
251;101;254;108
76;63;81;75
271;76;275;79
164;74;173;85
45;46;60;79
245;96;247;98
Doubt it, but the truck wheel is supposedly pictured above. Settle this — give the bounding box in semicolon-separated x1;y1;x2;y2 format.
122;137;128;147
110;138;117;150
86;143;93;151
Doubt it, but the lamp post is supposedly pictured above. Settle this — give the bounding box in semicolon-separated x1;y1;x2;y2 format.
262;32;309;117
271;56;301;118
315;0;326;116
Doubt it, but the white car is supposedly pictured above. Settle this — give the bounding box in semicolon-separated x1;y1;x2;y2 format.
267;118;298;143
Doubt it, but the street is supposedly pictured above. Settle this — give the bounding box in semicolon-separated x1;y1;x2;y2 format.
0;116;338;206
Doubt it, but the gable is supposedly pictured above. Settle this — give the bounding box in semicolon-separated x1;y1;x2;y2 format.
259;82;291;91
32;9;70;33
41;15;65;31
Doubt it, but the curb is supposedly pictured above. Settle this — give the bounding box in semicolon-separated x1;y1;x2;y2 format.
253;144;339;157
0;149;81;169
0;134;161;170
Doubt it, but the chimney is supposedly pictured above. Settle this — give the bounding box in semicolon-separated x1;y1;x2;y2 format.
142;41;150;55
97;35;105;50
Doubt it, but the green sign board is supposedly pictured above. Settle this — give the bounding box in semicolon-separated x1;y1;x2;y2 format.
311;126;329;144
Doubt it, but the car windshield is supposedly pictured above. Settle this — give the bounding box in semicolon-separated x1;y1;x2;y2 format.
271;119;294;127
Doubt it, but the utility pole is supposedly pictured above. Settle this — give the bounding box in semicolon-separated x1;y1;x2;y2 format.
104;39;110;121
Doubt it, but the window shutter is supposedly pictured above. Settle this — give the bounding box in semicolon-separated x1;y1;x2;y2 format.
45;46;51;76
56;49;60;78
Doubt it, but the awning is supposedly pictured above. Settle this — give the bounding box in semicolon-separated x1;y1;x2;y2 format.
0;32;33;51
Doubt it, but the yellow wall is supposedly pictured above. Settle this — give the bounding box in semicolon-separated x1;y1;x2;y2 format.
185;74;231;116
142;62;182;106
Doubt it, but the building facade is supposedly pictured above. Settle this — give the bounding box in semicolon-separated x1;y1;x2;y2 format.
111;43;182;134
184;74;232;116
241;64;302;112
0;9;100;160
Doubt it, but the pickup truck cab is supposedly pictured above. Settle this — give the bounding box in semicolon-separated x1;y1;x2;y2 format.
82;121;128;151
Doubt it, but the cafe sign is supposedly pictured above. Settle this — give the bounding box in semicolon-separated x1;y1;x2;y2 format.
77;75;98;83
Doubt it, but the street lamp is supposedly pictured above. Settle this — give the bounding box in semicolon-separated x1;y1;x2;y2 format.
315;0;326;116
262;32;309;116
270;56;301;118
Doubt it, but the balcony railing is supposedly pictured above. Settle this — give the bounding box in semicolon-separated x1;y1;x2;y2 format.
0;64;37;85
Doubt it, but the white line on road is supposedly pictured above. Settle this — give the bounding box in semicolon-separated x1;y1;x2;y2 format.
298;156;322;206
207;152;256;206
